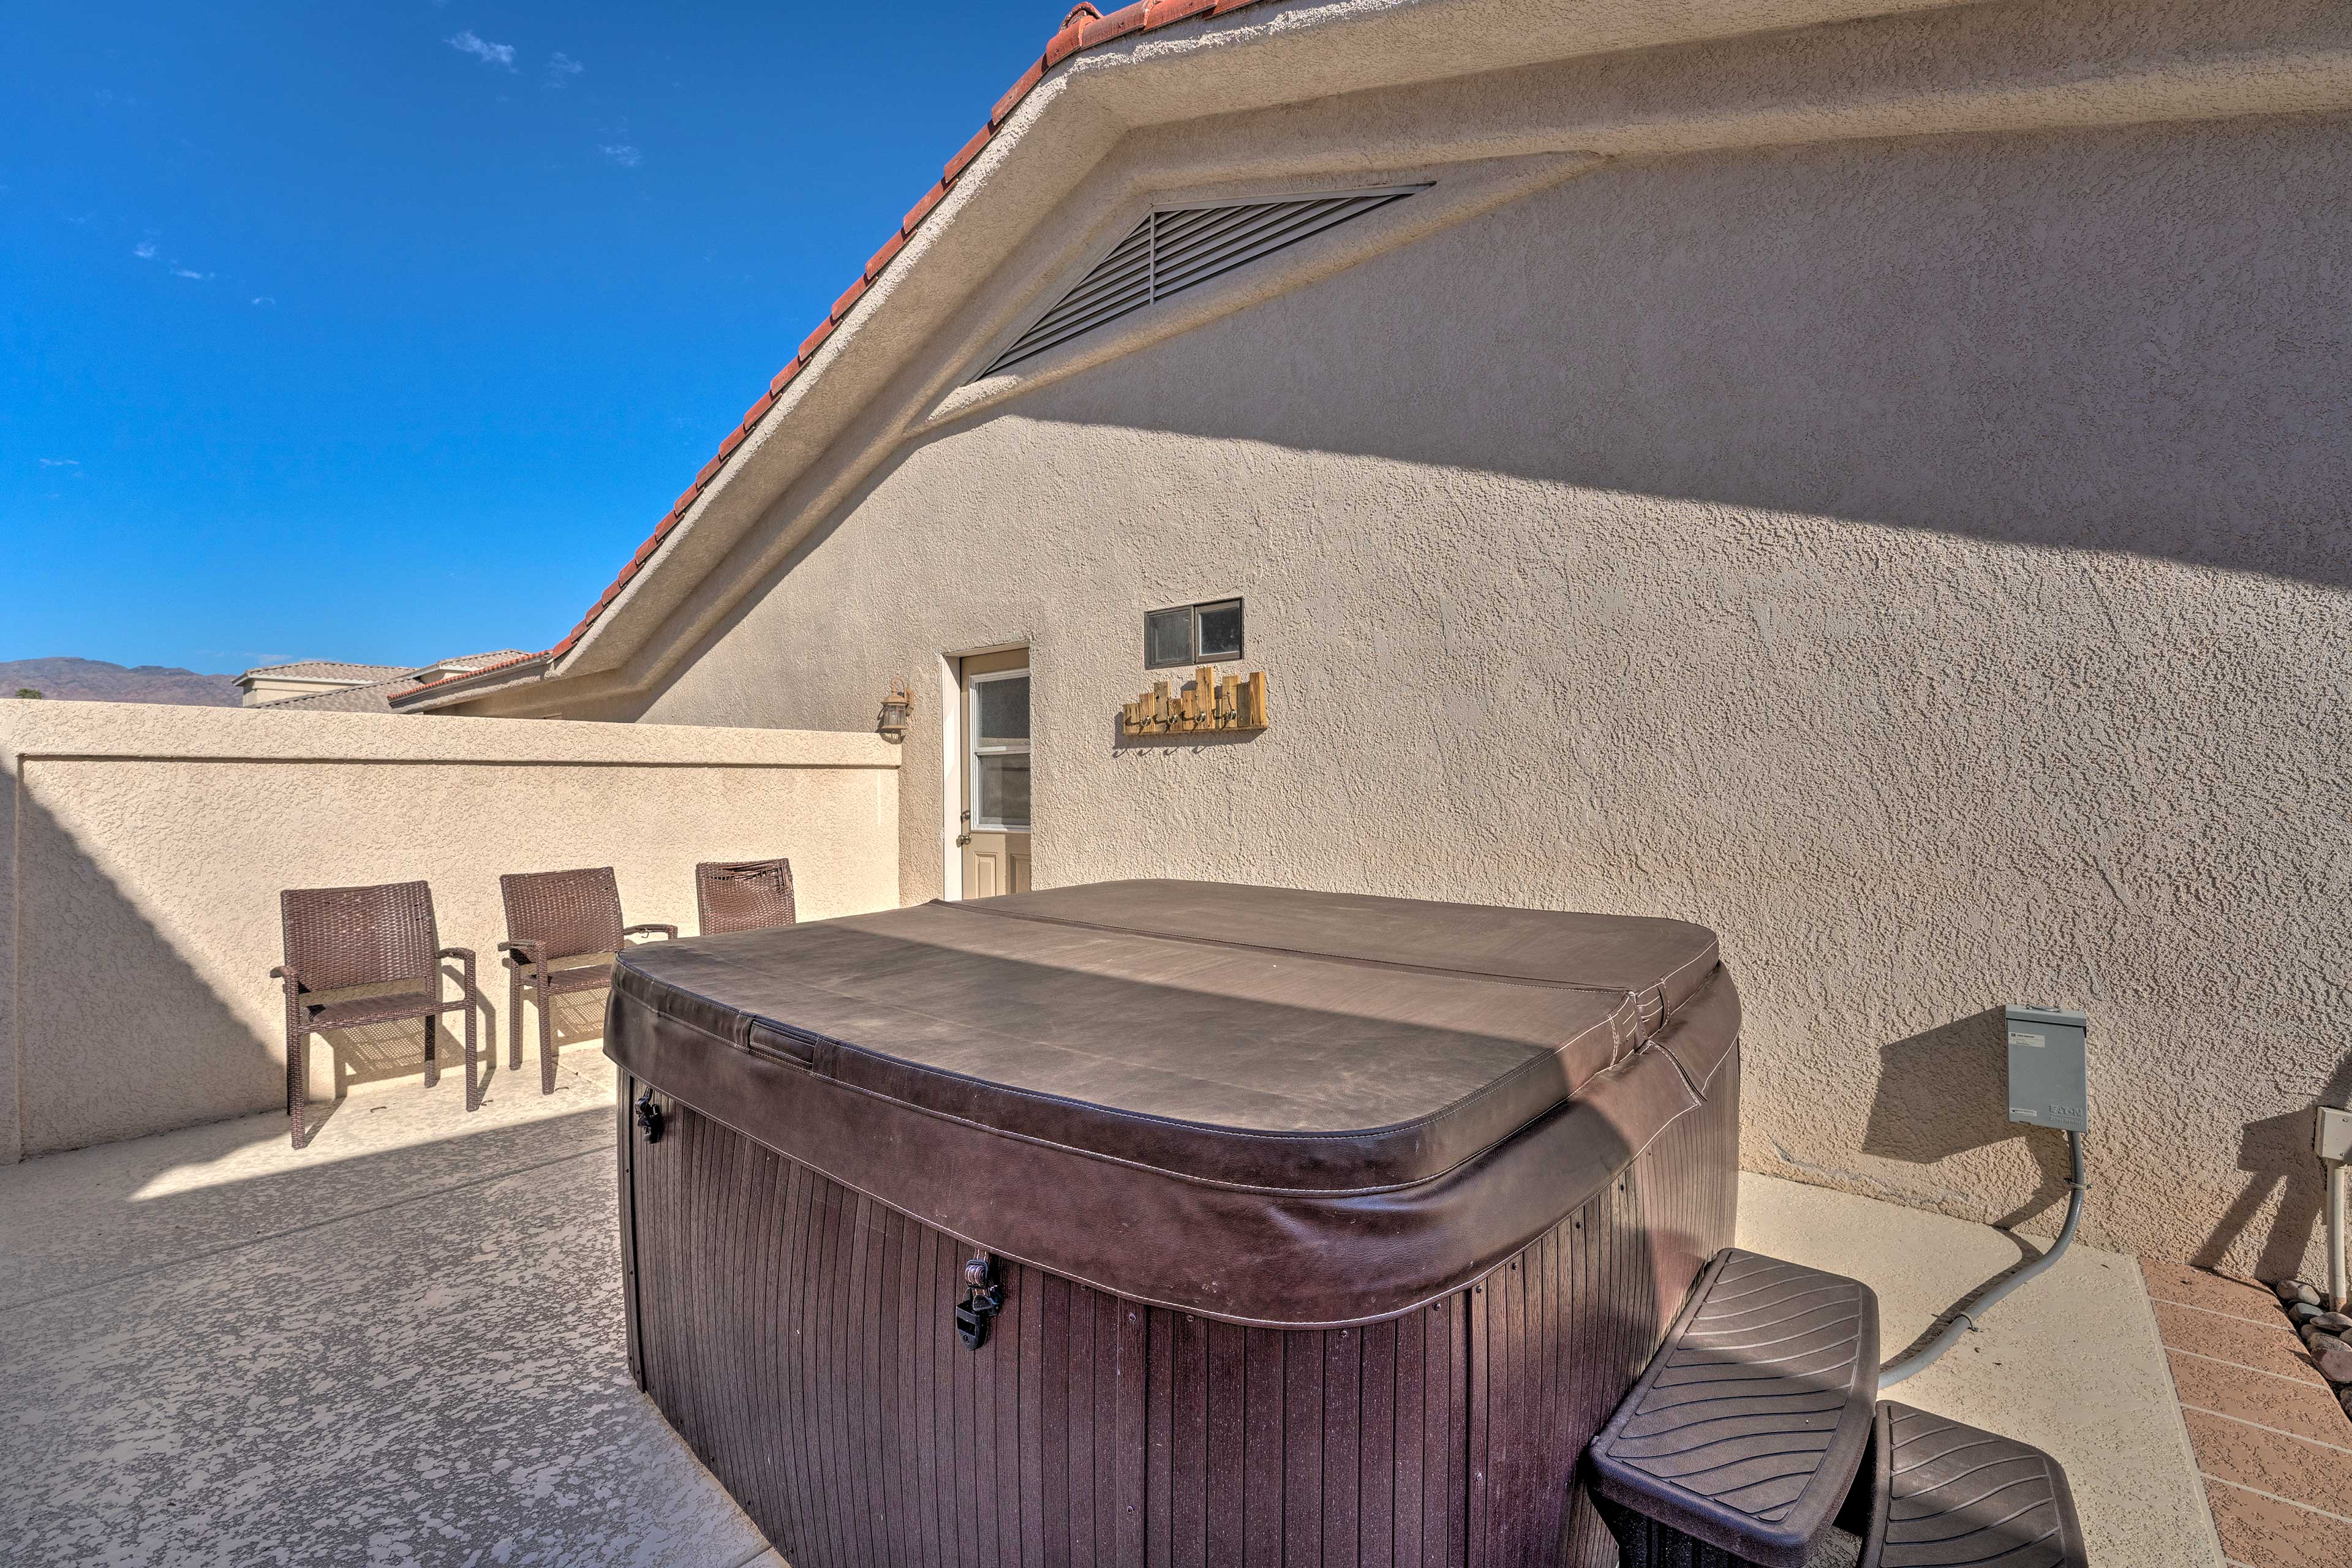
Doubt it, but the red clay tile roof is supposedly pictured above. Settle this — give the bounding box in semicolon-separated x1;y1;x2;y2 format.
516;0;1283;680
384;649;550;707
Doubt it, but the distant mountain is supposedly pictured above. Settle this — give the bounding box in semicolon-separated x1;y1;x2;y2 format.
0;657;243;707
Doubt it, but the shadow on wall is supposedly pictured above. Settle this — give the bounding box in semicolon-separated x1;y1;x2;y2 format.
1860;1008;2078;1232
12;785;527;1158
1864;1009;2350;1283
2199;1049;2352;1285
979;116;2351;593
638;120;2350;716
13;786;277;1158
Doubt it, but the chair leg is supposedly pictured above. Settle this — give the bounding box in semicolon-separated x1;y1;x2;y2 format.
538;976;557;1096
288;1029;311;1150
510;967;526;1071
423;1014;439;1089
464;998;481;1112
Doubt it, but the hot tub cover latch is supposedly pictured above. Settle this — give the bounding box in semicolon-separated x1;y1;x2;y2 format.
634;1088;666;1144
956;1254;1003;1350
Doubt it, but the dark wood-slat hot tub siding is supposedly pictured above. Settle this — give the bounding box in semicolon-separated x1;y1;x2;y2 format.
622;1050;1736;1568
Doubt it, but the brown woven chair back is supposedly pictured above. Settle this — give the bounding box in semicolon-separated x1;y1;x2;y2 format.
500;866;627;962
695;858;797;936
279;881;441;992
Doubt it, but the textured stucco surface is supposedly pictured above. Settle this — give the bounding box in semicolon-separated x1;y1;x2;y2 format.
0;1067;776;1567
0;702;899;1159
557;113;2352;1284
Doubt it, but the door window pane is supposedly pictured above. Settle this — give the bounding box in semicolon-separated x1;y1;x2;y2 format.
1145;608;1194;668
1196;600;1243;660
975;675;1030;744
976;754;1030;829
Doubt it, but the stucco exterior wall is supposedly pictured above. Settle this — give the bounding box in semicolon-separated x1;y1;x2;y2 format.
0;701;899;1160
583;113;2351;1283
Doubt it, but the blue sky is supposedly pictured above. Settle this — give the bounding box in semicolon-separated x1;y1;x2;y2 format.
1;2;1052;673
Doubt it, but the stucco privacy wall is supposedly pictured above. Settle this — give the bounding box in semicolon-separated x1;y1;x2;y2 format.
0;702;899;1160
583;113;2352;1283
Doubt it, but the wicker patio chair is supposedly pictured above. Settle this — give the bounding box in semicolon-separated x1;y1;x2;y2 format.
498;867;676;1095
694;858;797;936
273;881;479;1150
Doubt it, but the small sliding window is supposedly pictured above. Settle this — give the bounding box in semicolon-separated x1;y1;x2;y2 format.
1145;599;1243;669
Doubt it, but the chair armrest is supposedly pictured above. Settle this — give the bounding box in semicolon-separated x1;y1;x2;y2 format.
623;924;679;941
435;946;476;966
270;964;307;993
497;940;545;966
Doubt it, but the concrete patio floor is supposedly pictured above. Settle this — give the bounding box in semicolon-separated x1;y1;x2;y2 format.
2;1060;2218;1566
0;1057;778;1568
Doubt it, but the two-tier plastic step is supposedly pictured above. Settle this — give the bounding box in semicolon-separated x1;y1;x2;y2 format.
1861;1403;2087;1567
1587;1248;2088;1568
1588;1248;1881;1567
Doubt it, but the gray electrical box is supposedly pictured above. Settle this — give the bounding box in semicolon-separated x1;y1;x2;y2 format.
2005;1005;2089;1132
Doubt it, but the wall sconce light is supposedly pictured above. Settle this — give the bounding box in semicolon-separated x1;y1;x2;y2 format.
876;679;913;743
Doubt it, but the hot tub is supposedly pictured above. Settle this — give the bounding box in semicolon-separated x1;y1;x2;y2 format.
608;879;1739;1567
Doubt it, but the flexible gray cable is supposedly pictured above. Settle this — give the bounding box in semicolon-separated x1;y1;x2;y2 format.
1879;1131;2087;1390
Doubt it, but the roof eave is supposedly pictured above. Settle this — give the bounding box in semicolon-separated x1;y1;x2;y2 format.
390;654;552;710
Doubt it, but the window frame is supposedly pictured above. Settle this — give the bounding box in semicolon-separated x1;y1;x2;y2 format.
967;668;1033;832
1144;598;1245;671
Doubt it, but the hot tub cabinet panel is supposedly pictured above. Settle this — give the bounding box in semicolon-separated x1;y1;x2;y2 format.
609;881;1740;1568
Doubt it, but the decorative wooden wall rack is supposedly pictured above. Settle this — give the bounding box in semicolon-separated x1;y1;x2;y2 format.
1121;668;1268;737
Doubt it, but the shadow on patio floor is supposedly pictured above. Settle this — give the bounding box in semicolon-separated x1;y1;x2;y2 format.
0;1057;775;1568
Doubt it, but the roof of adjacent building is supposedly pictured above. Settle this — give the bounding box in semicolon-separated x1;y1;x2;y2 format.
260;651;530;713
237;659;413;685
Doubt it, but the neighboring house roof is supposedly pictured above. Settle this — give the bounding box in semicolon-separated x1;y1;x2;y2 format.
263;651;530;713
386;650;549;709
239;659;412;685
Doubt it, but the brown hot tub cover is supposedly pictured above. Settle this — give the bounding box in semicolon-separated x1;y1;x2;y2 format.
607;879;1737;1329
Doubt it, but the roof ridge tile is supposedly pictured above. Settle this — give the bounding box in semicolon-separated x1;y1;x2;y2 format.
943;124;994;184
865;232;907;281
1145;0;1216;26
1079;2;1149;48
992;61;1047;126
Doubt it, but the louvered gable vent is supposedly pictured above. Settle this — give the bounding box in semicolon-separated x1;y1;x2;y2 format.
978;187;1426;378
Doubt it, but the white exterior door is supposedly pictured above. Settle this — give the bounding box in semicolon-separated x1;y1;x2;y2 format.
957;651;1031;899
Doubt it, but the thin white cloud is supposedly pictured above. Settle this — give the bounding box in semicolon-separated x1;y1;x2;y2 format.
39;458;79;468
133;241;156;258
251;295;276;306
447;30;516;70
600;142;643;168
172;267;214;281
546;51;583;85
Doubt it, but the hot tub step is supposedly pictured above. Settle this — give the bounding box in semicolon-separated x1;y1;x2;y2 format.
1861;1403;2085;1568
1588;1248;1882;1568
